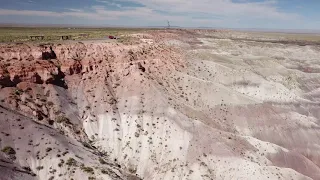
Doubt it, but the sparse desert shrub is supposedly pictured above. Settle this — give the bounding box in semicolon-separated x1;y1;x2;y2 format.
82;142;92;149
98;158;107;164
88;177;96;180
62;151;69;156
101;169;108;174
75;154;83;160
96;150;108;157
36;166;44;170
56;115;71;124
48;120;54;125
48;176;54;180
46;147;52;152
66;158;77;166
134;132;140;137
14;89;23;96
128;166;137;174
22;166;32;172
58;159;64;167
2;146;16;155
49;169;56;174
90;135;95;140
128;49;134;55
80;165;94;174
47;101;54;106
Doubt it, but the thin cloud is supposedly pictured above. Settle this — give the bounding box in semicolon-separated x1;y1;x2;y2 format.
0;9;113;20
66;8;84;12
114;0;299;20
0;9;62;17
96;0;122;8
0;0;304;28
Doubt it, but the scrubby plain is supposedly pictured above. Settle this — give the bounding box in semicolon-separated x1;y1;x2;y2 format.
0;27;148;42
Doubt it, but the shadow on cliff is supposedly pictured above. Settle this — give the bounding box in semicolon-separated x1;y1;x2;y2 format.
50;64;68;89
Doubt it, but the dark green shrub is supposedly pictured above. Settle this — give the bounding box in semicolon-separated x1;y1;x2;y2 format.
36;166;44;170
14;89;23;96
2;146;16;155
56;115;71;124
66;158;77;166
98;158;106;164
101;169;108;174
80;165;94;174
46;147;52;152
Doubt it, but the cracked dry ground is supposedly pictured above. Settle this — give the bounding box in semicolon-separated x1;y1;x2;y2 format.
0;30;320;180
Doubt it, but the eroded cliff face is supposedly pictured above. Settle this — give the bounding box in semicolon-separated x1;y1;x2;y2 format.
0;30;319;180
0;34;187;180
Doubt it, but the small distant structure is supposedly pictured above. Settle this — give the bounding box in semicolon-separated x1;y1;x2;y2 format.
167;20;171;29
108;36;117;39
61;35;72;40
30;35;44;41
79;34;89;38
30;35;72;41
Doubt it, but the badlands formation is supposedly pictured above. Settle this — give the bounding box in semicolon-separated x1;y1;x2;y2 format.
0;30;319;180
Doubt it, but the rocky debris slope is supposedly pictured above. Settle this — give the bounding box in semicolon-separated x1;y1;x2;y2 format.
0;30;319;180
0;37;184;180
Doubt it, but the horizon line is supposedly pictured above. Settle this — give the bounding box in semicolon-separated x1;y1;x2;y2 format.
1;23;320;34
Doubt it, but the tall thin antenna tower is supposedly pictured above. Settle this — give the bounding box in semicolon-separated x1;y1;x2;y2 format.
167;20;171;28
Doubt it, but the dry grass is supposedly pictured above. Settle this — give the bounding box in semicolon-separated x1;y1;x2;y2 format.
0;27;152;43
246;31;320;42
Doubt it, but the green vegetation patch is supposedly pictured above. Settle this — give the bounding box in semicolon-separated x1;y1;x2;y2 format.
56;115;71;124
66;157;78;166
1;146;16;155
80;164;94;174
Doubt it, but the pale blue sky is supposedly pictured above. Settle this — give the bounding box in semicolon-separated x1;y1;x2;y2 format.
0;0;319;29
